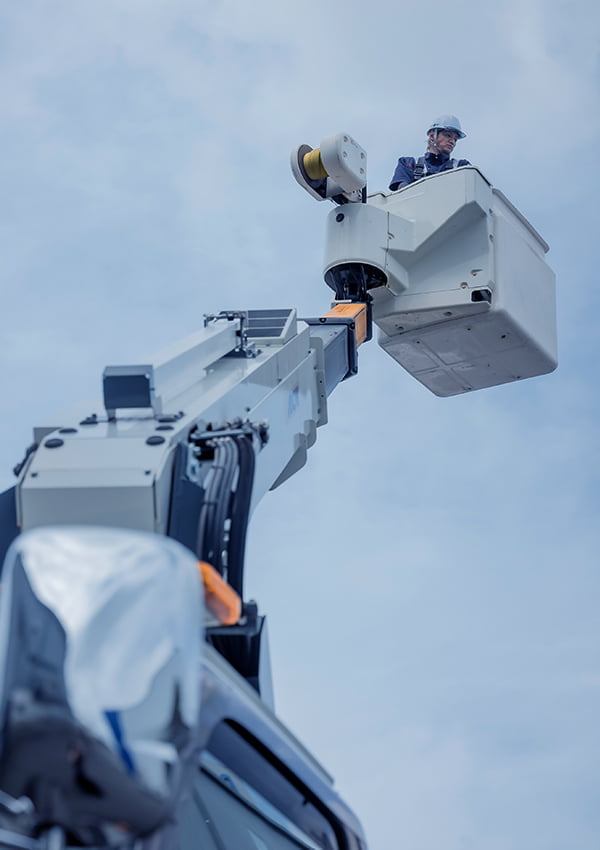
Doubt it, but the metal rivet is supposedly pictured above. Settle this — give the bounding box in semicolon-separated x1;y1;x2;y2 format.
156;425;174;431
146;435;165;446
44;438;64;449
58;428;78;434
336;213;345;222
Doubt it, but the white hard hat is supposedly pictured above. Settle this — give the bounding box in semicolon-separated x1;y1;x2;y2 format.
428;114;466;139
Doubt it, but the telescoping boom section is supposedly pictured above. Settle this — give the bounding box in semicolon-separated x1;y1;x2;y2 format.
12;307;367;543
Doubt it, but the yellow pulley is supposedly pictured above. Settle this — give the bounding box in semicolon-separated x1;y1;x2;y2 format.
303;148;328;181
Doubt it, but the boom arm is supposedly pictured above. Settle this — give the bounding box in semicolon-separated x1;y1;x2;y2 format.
12;306;366;548
0;130;558;850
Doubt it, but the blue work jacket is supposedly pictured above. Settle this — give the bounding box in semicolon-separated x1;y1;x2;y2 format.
389;151;470;191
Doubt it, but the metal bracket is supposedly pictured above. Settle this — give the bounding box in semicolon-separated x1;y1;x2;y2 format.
204;311;257;358
189;419;269;458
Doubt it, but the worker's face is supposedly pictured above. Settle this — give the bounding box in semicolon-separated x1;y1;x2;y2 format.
429;129;459;154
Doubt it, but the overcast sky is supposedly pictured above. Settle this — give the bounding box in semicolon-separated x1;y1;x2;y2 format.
1;3;599;849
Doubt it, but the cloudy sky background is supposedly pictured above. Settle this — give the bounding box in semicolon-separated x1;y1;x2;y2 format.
1;2;599;848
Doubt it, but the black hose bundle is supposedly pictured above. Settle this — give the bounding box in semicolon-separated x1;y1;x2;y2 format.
195;436;238;574
226;435;255;598
195;432;255;597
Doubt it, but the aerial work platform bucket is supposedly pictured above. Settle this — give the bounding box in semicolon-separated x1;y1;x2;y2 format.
324;167;557;396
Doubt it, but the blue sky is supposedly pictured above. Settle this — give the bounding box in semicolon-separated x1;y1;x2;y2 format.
1;2;599;848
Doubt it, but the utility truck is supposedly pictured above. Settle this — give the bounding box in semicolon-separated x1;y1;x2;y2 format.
0;134;556;850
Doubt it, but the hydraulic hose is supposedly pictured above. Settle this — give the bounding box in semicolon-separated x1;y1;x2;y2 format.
226;435;255;597
196;437;238;574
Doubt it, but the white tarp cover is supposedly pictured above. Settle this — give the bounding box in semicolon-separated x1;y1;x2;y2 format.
1;526;203;788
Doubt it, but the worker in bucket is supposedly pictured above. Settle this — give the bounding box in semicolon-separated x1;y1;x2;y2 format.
389;115;470;191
